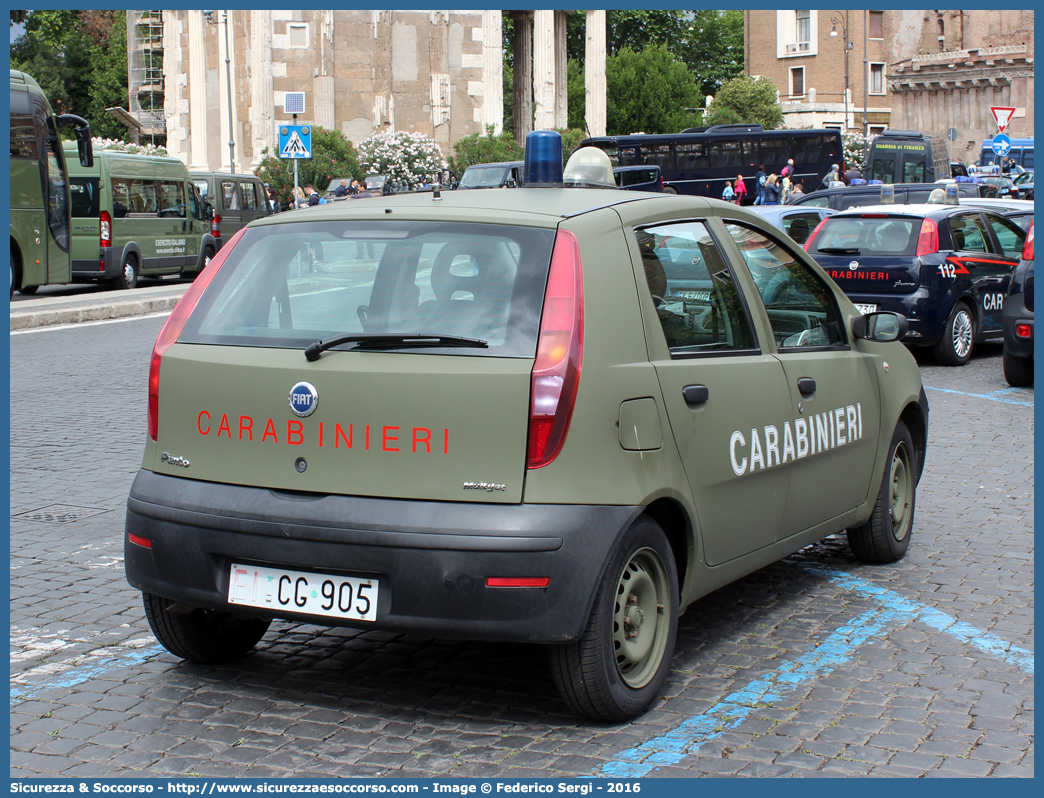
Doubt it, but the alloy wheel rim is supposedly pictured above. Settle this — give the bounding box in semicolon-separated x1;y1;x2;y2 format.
952;310;973;358
612;547;670;688
124;262;135;286
889;441;912;541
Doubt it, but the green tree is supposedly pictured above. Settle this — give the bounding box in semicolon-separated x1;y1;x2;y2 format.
566;59;586;132
255;126;361;209
448;125;525;174
606;46;703;136
680;11;745;96
705;74;784;130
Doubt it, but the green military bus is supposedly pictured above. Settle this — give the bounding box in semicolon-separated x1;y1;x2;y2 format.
10;69;94;298
65;143;218;290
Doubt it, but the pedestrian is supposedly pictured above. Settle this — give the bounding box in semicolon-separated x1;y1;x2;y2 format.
721;180;735;202
294;186;307;209
753;164;767;205
267;188;281;213
1000;158;1012;176
304;184;321;206
349;179;360;196
334;179;349;198
734;174;747;205
845;165;863;184
353;180;375;199
779;173;792;204
822;164;840;187
789;182;805;201
781;158;795;178
763;174;780;205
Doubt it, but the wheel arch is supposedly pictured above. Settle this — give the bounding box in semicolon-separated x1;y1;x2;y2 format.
10;236;23;287
900;396;928;484
642;496;692;604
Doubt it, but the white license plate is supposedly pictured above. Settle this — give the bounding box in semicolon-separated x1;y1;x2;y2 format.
855;304;878;315
228;563;377;622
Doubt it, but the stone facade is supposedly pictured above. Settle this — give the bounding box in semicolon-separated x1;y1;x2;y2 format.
161;9;493;172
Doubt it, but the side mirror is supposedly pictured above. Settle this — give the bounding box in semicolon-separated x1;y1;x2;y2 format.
852;311;908;342
205;202;214;220
57;114;93;167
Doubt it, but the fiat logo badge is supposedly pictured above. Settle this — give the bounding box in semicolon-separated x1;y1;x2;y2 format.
289;381;318;417
848;260;860;271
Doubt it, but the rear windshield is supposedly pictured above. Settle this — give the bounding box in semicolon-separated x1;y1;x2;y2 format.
809;216;919;256
178;221;556;357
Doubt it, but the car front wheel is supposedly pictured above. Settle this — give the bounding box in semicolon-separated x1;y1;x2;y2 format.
142;592;272;664
549;516;678;721
847;420;917;563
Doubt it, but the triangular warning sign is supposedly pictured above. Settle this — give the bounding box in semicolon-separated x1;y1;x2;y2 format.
990;106;1016;133
281;131;309;157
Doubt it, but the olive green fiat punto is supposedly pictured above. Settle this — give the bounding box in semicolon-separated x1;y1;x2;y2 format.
126;142;928;721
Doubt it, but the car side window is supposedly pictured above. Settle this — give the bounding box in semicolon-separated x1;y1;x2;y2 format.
948;213;988;253
241;181;258;210
634;221;757;355
221;180;240;210
797;195;830;208
781;212;823;245
156;180;186;217
985;214;1027;259
724;222;846;350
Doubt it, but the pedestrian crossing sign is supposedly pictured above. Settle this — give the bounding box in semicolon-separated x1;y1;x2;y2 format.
278;125;312;159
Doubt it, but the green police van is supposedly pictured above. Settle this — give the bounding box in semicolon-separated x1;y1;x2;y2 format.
10;69;93;297
65;142;217;289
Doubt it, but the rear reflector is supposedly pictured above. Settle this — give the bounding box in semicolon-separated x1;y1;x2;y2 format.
915;217;939;257
1016;324;1032;338
527;228;584;469
148;227;247;441
128;534;152;549
486;577;550;588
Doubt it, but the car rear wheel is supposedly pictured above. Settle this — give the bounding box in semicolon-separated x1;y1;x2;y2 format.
142;592;272;664
549;516;678;721
663;186;678;195
933;301;974;366
1003;349;1033;387
111;254;138;291
847;420;916;563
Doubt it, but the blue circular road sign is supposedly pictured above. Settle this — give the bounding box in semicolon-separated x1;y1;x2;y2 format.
992;134;1012;157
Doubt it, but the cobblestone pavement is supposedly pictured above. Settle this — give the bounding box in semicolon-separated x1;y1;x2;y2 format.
10;319;1033;778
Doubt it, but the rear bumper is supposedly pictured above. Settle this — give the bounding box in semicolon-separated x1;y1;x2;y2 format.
1002;292;1034;359
845;287;952;347
124;469;641;644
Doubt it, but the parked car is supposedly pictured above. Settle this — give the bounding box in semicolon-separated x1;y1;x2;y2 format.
65;142;217;289
1012;170;1034;200
323;178;354;200
191;172;270;251
1001;219;1033;386
980;175;1022;200
613;165;664;192
804;203;1027;365
458;161;525;190
750;206;835;247
125;139;927;721
791;181;996;210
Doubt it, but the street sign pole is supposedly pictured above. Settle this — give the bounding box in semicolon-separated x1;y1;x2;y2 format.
293;113;298;209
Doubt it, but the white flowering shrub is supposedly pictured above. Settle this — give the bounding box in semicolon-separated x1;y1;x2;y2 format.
842;131;875;173
92;137;168;157
357;131;444;188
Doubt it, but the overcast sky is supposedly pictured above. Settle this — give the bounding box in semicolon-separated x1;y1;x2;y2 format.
12;21;25;42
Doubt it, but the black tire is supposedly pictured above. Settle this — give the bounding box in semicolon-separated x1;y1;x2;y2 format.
933;301;974;366
1003;348;1033;387
18;284;38;295
183;246;214;281
549;516;679;721
142;592;271;664
663;186;679;195
847;421;917;563
10;251;16;300
112;254;138;290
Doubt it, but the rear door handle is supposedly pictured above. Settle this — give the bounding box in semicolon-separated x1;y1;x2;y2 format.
682;384;709;406
797;377;816;395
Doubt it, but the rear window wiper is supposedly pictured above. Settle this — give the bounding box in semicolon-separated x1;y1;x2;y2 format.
305;333;488;360
815;247;862;255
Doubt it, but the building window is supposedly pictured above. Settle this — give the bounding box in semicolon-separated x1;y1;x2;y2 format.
288;23;308;48
790;67;805;97
796;10;811;50
869;63;885;94
869;11;883;39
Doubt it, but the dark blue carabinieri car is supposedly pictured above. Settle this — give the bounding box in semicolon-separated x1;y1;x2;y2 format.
804;203;1028;365
1001;219;1033;386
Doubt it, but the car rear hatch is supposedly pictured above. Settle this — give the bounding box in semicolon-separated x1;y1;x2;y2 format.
805;212;924;294
148;219;559;504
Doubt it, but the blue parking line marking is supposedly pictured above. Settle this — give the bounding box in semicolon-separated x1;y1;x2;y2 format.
925;385;1033;407
599;562;1033;776
10;645;165;704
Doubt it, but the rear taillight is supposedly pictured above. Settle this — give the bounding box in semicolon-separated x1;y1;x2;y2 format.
148;228;246;441
211;214;221;238
527;229;584;469
1023;221;1034;261
803;218;829;252
660;176;665;191
99;210;111;247
915;218;939;257
1016;324;1032;338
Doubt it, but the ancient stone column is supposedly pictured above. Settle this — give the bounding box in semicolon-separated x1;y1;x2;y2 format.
482;10;504;134
585;10;606;137
314;10;336;132
554;11;568;129
187;10;209;170
533;10;555;131
512;12;533;144
249;10;274;170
